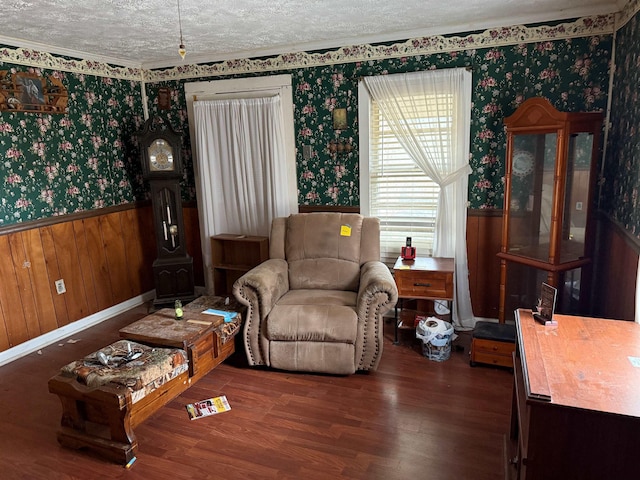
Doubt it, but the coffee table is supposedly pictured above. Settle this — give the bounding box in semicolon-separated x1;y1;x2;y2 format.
119;297;243;382
49;296;243;465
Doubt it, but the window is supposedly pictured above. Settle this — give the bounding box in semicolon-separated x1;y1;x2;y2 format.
359;86;447;266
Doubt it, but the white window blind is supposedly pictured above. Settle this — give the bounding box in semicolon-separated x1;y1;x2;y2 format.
368;98;443;266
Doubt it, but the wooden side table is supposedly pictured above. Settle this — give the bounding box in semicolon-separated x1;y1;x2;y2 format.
393;256;454;344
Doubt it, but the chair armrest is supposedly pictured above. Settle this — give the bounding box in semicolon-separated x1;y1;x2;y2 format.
357;261;398;316
233;259;289;316
232;259;289;366
355;261;398;371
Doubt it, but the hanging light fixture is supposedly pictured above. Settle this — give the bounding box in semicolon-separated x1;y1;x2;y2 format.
177;0;186;59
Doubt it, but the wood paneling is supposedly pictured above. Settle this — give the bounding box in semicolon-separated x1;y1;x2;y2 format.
0;235;29;347
467;211;503;319
0;204;174;354
101;211;133;304
21;228;58;334
40;225;70;327
593;214;638;321
82;216;115;311
72;219;100;316
8;232;41;339
51;221;90;323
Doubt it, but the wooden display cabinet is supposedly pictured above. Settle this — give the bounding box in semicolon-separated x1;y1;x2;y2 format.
498;98;602;322
211;234;269;295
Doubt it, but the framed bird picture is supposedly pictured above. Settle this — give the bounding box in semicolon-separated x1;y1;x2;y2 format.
0;70;68;113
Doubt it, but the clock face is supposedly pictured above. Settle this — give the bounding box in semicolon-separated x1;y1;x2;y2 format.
512;150;535;177
148;139;175;172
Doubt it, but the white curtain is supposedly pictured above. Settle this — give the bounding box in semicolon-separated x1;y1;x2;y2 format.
364;68;475;329
193;96;296;290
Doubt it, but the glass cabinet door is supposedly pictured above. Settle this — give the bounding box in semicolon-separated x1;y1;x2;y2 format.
507;132;557;262
560;132;595;263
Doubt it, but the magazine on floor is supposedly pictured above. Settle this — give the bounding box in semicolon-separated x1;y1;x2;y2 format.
185;395;231;420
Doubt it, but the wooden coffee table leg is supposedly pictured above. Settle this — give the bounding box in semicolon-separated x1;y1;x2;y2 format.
49;375;137;465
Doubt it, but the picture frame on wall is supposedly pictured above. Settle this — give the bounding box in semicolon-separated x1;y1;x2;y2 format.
0;70;69;113
158;87;171;110
15;73;45;110
333;108;347;130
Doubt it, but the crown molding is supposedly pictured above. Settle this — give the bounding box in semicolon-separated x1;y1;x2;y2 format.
617;0;640;28
145;15;616;83
0;43;143;81
0;14;619;82
141;5;619;71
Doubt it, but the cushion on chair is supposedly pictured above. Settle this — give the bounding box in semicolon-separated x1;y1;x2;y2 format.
472;321;516;343
59;340;189;404
276;289;356;307
267;305;358;343
286;213;365;291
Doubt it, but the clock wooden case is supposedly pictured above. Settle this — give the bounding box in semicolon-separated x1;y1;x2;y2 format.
137;117;196;306
497;98;602;322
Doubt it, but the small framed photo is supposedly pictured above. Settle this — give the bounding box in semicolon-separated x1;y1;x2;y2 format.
534;283;558;325
158;87;171;110
15;73;45;110
333;108;347;130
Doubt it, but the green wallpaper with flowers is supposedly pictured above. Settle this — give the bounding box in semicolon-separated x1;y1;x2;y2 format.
0;25;623;227
601;12;640;238
146;34;612;212
0;65;145;226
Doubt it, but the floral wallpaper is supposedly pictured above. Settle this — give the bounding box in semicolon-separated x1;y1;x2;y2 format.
146;34;611;210
601;9;640;238
0;65;145;225
293;36;610;209
0;16;626;228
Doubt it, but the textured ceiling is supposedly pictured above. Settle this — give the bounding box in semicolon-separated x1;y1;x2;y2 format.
0;0;622;68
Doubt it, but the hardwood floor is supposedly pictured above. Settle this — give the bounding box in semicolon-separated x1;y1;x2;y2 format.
0;305;513;479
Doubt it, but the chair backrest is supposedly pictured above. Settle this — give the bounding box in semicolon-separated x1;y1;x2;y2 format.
269;213;380;291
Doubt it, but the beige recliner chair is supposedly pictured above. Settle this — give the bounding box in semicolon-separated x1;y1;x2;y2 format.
233;213;398;375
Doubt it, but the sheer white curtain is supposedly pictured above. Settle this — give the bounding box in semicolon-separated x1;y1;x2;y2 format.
193;96;297;291
363;68;475;328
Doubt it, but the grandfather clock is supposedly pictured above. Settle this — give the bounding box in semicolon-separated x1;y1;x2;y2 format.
137;117;196;306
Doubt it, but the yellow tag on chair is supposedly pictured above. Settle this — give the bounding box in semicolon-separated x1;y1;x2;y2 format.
340;225;352;237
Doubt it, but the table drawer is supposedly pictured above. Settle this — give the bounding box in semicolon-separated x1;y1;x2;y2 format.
471;350;514;368
395;270;453;298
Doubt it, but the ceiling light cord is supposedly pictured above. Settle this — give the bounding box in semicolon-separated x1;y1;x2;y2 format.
177;0;186;59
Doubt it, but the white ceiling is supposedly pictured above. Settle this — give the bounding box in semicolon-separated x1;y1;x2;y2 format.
0;0;624;69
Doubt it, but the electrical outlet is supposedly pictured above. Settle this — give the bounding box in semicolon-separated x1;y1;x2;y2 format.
303;145;312;160
55;279;66;295
576;201;583;211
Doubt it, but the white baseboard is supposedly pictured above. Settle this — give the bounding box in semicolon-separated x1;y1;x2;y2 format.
0;290;155;367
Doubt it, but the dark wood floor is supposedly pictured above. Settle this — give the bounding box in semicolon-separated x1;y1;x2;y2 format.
0;305;513;479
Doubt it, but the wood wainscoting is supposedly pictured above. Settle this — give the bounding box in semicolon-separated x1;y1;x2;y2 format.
467;209;503;320
0;203;203;354
592;213;639;321
466;210;640;322
11;204;636;354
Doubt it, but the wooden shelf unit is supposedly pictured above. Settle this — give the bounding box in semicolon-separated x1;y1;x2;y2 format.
211;234;269;295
